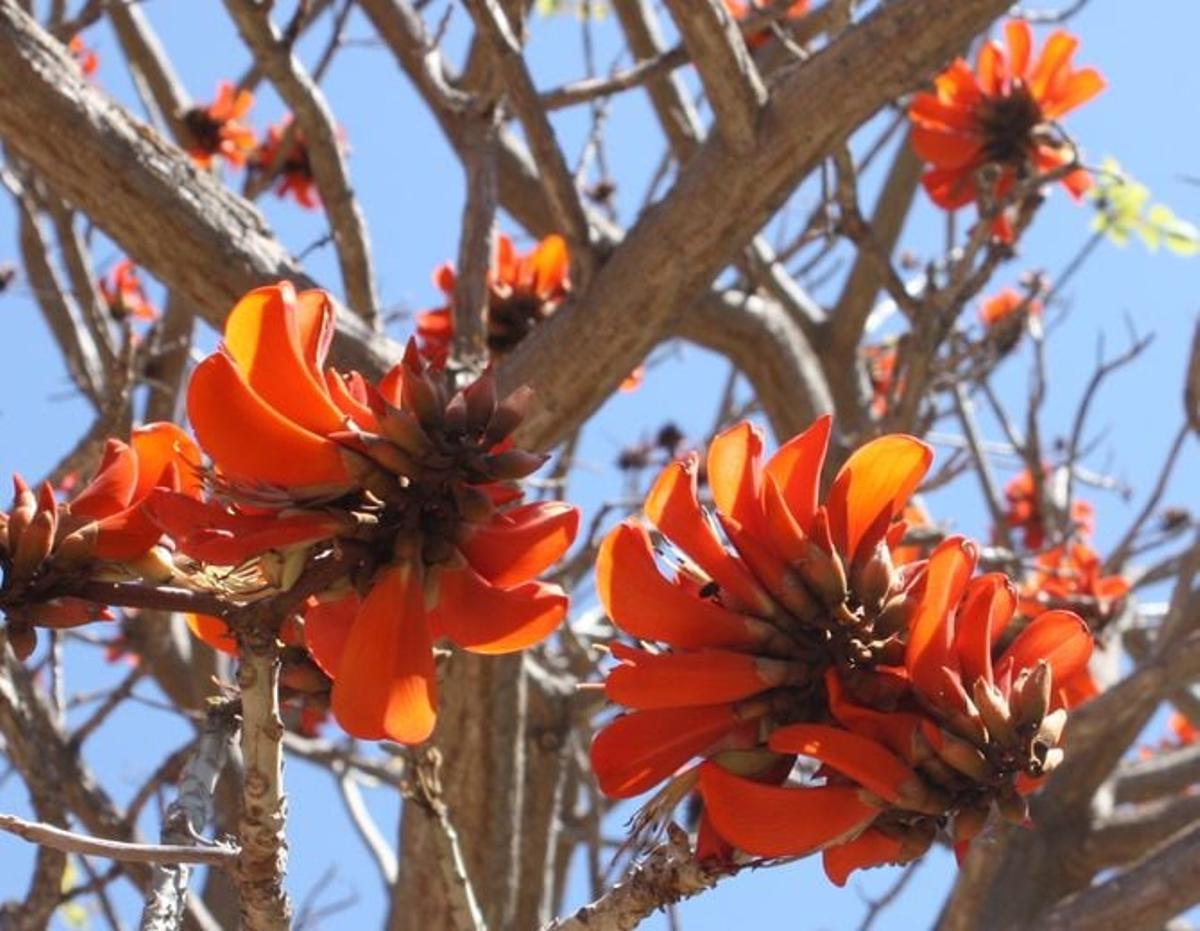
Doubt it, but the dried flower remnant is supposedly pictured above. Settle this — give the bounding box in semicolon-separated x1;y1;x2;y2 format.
0;424;202;658
909;20;1105;241
590;419;1092;886
182;81;257;170
98;260;158;322
157;282;579;744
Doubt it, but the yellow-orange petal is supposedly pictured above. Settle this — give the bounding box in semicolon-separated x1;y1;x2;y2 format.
1005;19;1033;80
998;609;1092;685
698;762;877;858
596;522;760;650
429;566;565;654
1029;30;1079;101
906;536;977;702
823;829;905;887
187;352;350;490
953;574;1015;686
530;234;569;297
827;434;932;565
606;649;772;710
763;414;831;532
707;421;766;533
592;705;739;798
223;283;345;434
768;723;916;805
645;455;773;615
457;502;579;587
332;565;437;744
1042;66;1105;120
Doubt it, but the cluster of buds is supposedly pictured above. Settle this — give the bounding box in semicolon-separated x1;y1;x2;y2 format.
1;425;201;657
591;418;1092;885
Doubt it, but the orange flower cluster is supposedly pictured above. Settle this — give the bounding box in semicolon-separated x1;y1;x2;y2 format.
909;20;1104;240
1019;542;1129;629
591;418;1092;884
145;283;579;743
723;0;810;49
250;119;322;209
417;233;571;366
0;424;201;657
69;35;98;78
979;287;1042;328
98;260;158;322
183;81;257;170
1002;467;1094;551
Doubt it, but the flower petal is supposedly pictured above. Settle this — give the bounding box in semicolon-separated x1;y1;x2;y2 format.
698;762;877;858
70;440;138;519
998;609;1092;685
131;422;203;500
186;613;238;656
827;434;933;564
457;502;579;587
768;723;917;805
430;565;565;654
906;536;978;702
606;648;774;710
592;705;739;798
332;565;437;744
304;594;359;678
187;352;350;490
707;421;766;533
596;522;760;650
823;829;905;887
1005;19;1033;80
763;414;830;532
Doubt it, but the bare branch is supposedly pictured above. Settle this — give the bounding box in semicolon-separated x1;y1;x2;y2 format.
0;812;238;867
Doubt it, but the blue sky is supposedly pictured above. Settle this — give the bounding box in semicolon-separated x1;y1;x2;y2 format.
1;1;1198;928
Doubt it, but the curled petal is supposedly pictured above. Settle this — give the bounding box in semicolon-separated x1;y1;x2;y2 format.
131;422;203;499
457;502;579;587
906;536;977;703
186;613;238;656
823;829;905;887
70;440;138;519
707;422;766;533
999;609;1092;685
827;434;932;564
430;565;565;654
187;352;350;490
596;522;760;650
763;414;831;532
592;705;739;798
698;762;877;858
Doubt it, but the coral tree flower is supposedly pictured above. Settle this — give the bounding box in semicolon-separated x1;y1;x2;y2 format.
1019;542;1129;628
169;282;579;744
591;418;1092;886
250;119;326;209
98;260;158;322
69;35;98;78
909;20;1105;240
723;1;809;49
417;233;571;366
1003;467;1094;551
0;423;201;656
979;287;1041;328
183;81;257;169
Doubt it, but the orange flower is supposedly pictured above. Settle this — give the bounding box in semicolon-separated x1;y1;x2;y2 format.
1003;467;1094;550
591;416;932;798
417;233;570;366
909;20;1104;240
180;282;579;743
183;81;257;169
590;418;1092;885
723;0;810;49
68;35;98;78
1019;542;1129;627
98;260;158;322
250;119;329;209
979;287;1042;327
1;423;202;654
863;342;901;419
